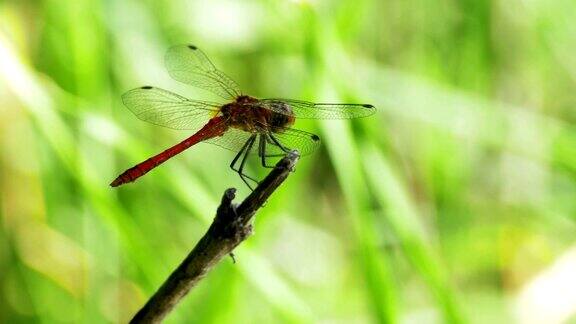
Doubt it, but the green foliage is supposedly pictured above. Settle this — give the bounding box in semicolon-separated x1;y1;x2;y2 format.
1;0;576;323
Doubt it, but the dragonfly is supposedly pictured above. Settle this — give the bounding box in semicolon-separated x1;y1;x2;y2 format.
110;45;375;189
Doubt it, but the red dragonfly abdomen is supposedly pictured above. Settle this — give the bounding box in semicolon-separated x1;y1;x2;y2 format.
110;116;228;187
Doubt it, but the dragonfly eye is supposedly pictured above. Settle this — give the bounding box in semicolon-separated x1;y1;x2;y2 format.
269;101;293;116
266;101;294;128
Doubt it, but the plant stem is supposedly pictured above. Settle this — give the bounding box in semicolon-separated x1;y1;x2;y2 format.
130;151;300;323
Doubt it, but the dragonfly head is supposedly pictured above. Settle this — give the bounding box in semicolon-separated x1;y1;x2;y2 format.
266;100;295;130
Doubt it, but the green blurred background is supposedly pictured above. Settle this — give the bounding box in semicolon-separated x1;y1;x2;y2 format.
2;0;576;323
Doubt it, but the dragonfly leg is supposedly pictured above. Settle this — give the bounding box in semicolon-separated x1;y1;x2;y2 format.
268;134;291;153
230;136;251;171
230;134;259;190
265;134;297;172
258;135;276;168
237;135;258;190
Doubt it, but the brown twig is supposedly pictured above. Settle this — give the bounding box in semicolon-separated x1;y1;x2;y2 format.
129;150;300;323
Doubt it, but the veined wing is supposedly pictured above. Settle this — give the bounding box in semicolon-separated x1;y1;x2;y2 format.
263;127;321;156
165;45;241;100
204;127;320;157
122;86;222;130
204;127;254;153
257;98;376;119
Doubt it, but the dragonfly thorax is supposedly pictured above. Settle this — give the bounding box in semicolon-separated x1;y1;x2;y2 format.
222;96;295;133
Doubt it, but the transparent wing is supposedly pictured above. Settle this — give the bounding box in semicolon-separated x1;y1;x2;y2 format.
121;86;222;130
263;127;321;156
257;98;376;119
165;45;242;100
204;128;254;153
204;127;319;157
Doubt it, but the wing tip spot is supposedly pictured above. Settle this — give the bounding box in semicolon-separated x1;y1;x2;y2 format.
362;104;374;108
188;45;198;50
311;134;320;141
141;86;153;89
